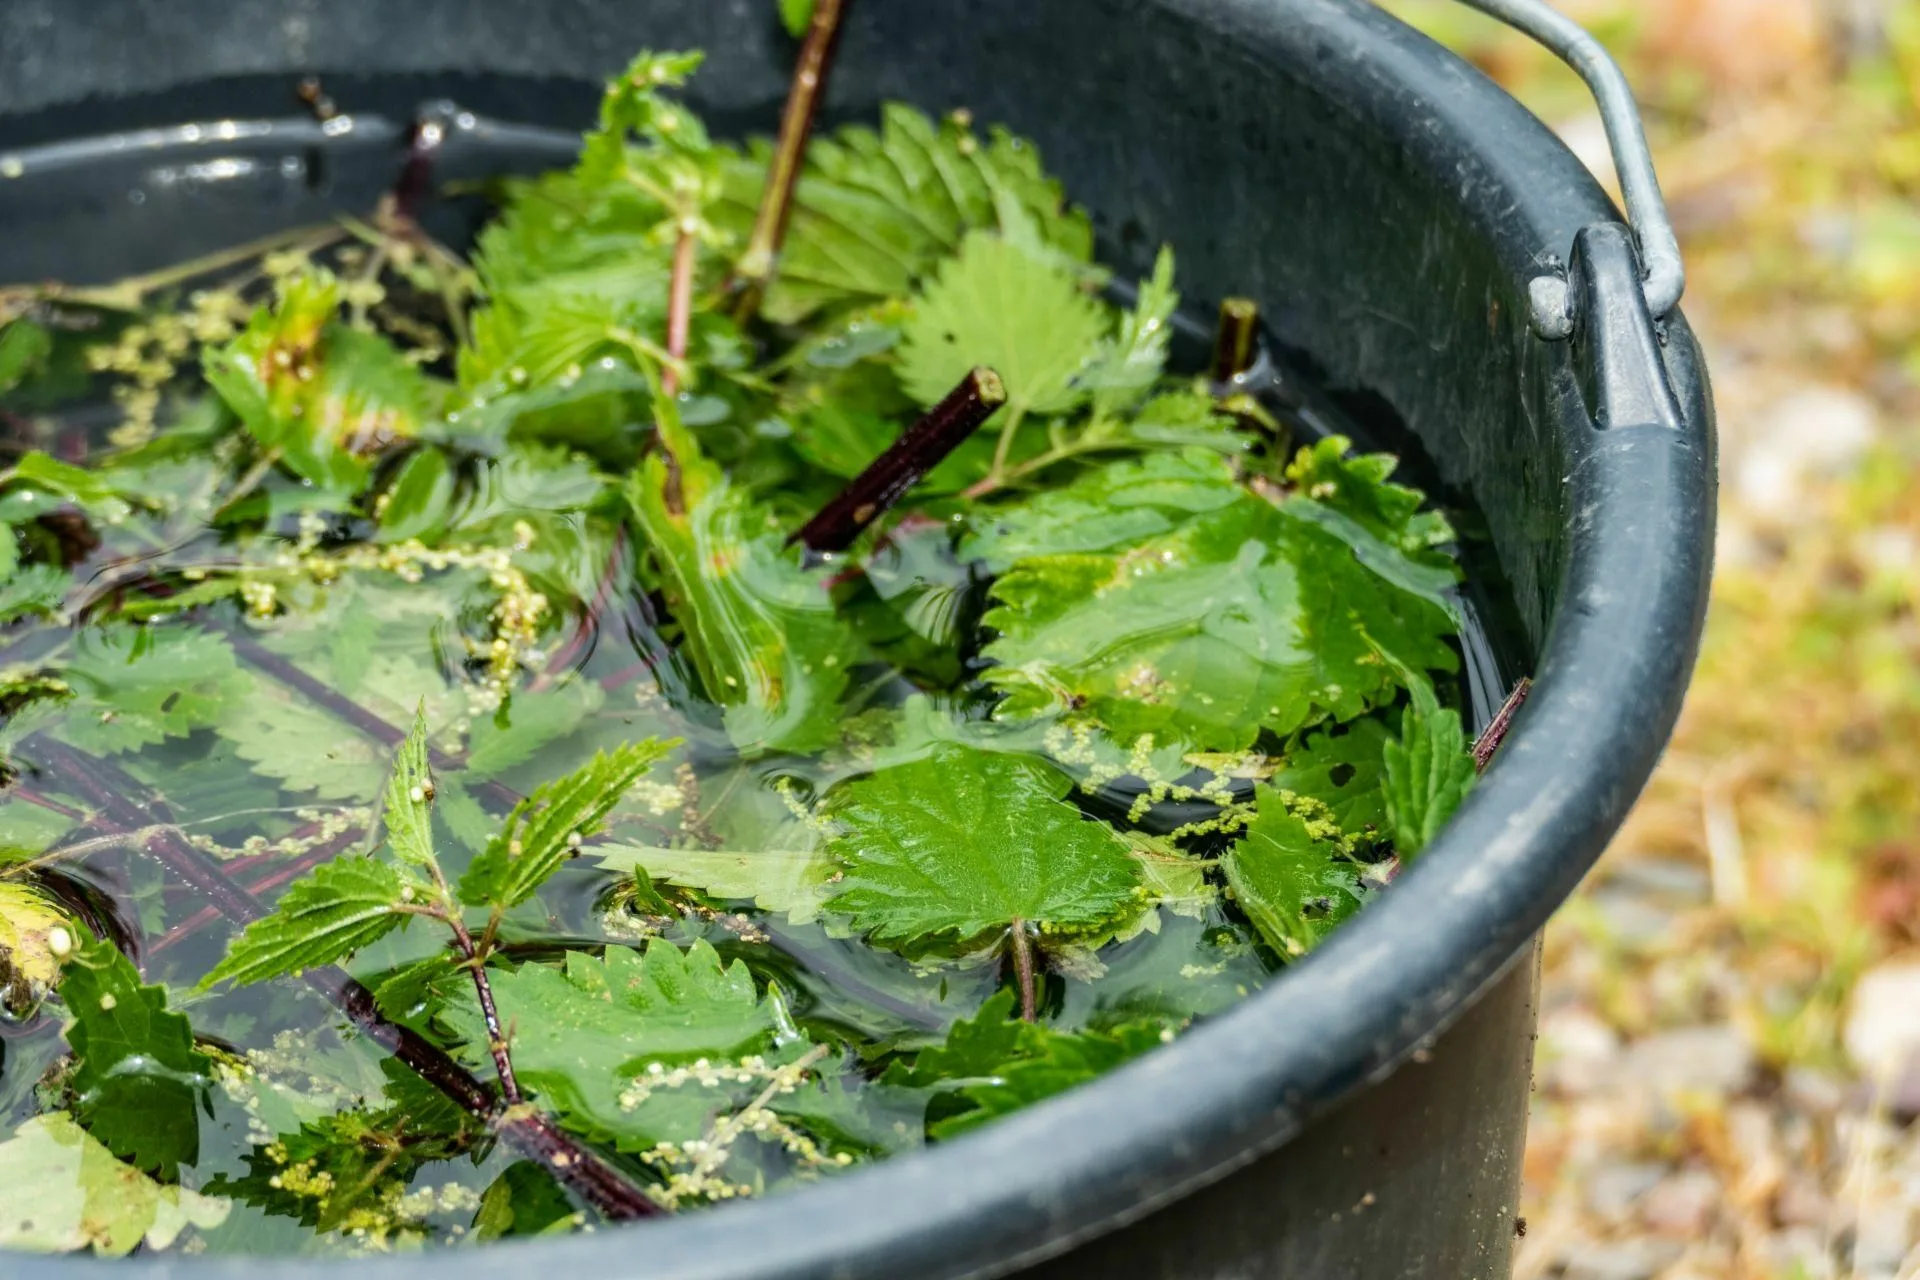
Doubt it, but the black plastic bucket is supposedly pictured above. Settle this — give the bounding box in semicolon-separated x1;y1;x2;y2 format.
0;0;1716;1275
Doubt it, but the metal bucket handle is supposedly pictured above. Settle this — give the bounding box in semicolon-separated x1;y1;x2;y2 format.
1445;0;1684;341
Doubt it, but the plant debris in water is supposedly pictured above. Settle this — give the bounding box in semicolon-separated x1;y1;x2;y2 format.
0;13;1495;1256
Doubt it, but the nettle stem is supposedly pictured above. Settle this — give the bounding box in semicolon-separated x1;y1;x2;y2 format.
1210;297;1260;387
1007;918;1038;1023
662;223;699;400
25;737;660;1221
733;0;852;319
442;908;522;1105
1472;677;1532;773
790;367;1006;556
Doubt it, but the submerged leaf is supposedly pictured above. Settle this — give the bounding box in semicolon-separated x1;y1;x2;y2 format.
628;429;858;755
60;627;253;756
824;744;1141;948
0;1114;229;1256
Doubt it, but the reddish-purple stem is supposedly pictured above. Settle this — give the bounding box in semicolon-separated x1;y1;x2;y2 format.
1472;677;1533;773
789;367;1006;556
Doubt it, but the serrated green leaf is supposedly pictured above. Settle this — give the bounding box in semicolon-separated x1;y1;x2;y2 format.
448;939;775;1147
1221;785;1364;958
376;706;437;870
217;685;390;802
824;744;1141;948
1286;435;1456;555
891;991;1167;1139
898;230;1107;421
961;447;1244;572
0;563;68;623
1269;717;1393;835
714;104;1092;323
60;933;209;1177
376;446;454;543
474;1161;577;1240
0;1113;229;1256
464;684;602;778
1086;246;1179;418
202;858;416;989
980;454;1459;751
1381;673;1476;858
457;738;674;909
59;626;254;755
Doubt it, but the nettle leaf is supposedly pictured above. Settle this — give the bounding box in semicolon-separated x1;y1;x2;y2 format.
715;104;1092;323
0;319;54;393
201;858;418;989
450;939;775;1147
1381;673;1476;859
898;230;1107;422
1269;717;1393;836
961;447;1244;573
59;933;209;1177
0;1114;229;1257
58;626;253;756
824;744;1141;949
376;706;437;870
217;689;389;803
464;684;603;778
458;738;674;909
1287;435;1456;555
894;991;1167;1140
981;451;1459;752
204;270;440;489
0;563;68;623
5;451;135;523
628;425;858;755
0;880;73;1017
1221;785;1365;959
1085;246;1179;418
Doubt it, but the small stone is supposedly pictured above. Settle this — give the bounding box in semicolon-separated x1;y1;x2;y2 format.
1586;1161;1668;1221
1620;1024;1755;1097
1538;1006;1623;1097
1844;962;1920;1075
1560;1237;1685;1280
1639;1168;1721;1236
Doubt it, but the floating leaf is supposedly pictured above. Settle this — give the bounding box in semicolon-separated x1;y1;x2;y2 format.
0;881;72;1017
60;932;209;1177
1269;717;1393;835
824;744;1141;949
0;1113;229;1256
1221;786;1365;958
449;940;776;1147
981;452;1459;751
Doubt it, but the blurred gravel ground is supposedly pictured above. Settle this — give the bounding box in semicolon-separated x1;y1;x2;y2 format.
1383;2;1920;1275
